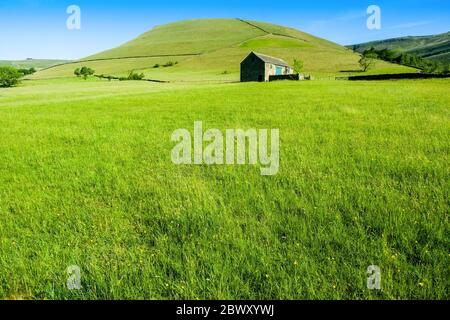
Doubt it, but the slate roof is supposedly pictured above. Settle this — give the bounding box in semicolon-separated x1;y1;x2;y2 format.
252;52;291;68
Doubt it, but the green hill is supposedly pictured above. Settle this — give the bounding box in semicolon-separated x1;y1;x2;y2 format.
33;18;415;81
349;32;450;64
0;59;69;70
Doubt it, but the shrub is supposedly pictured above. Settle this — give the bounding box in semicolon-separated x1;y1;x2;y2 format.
443;64;450;75
75;66;95;79
0;66;22;87
95;74;115;81
153;64;160;68
127;71;145;80
18;67;36;76
163;61;178;67
293;58;304;74
421;61;438;74
94;72;146;81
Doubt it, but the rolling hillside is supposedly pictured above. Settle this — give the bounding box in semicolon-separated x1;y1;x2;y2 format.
349;32;450;64
0;59;69;70
33;18;415;81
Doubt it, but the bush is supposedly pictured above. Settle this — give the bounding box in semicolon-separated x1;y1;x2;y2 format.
127;71;145;80
0;66;22;87
163;61;178;67
152;61;177;68
293;58;304;74
75;66;95;79
95;74;116;81
443;64;450;75
18;67;36;76
94;72;146;81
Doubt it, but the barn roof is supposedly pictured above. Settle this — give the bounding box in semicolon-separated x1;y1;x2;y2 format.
252;52;291;67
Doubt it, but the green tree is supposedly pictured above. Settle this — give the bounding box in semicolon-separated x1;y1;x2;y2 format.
0;66;22;88
78;66;95;79
422;61;440;74
74;68;81;77
359;53;377;72
293;58;304;74
443;64;450;75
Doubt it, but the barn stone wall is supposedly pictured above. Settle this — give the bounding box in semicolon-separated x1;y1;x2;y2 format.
240;54;266;82
241;53;294;82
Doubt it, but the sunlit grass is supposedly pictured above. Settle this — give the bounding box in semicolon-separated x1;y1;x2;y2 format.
0;78;448;299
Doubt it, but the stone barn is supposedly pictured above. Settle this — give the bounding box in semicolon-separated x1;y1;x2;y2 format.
240;52;294;82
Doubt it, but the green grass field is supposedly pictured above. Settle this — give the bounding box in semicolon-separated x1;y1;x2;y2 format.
0;77;448;299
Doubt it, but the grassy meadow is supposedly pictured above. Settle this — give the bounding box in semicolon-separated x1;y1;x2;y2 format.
0;77;448;299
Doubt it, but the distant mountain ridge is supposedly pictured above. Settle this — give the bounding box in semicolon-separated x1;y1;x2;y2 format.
0;59;70;70
348;32;450;64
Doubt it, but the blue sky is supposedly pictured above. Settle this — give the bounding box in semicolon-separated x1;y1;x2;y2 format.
1;0;449;60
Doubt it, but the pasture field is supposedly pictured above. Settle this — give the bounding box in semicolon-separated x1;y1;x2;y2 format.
0;77;448;300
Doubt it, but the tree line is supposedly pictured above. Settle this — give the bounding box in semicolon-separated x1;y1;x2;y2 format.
361;48;449;74
0;66;36;87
